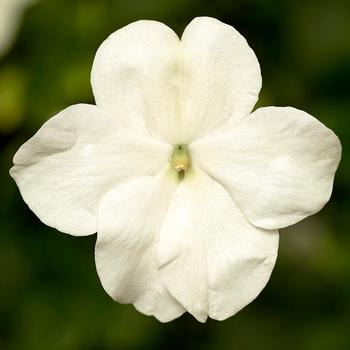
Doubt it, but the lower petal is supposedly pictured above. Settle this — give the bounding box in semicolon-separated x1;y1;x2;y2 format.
157;170;279;321
95;170;185;322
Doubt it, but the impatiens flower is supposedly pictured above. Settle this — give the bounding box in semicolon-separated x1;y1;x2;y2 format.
10;17;341;322
0;0;38;57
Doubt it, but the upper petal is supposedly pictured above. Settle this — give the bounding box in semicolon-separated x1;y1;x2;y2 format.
91;20;181;136
191;107;341;230
10;104;170;236
95;170;185;322
157;170;278;322
91;17;261;144
176;17;261;142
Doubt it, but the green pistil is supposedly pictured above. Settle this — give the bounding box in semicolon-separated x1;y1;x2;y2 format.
170;144;191;179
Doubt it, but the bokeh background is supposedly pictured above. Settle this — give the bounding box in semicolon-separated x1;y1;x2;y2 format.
1;0;349;349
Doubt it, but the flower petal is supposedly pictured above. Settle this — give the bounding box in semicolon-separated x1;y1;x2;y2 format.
95;171;185;322
157;170;278;322
10;104;170;236
91;20;181;136
191;107;341;230
91;17;261;144
176;17;262;142
0;0;36;57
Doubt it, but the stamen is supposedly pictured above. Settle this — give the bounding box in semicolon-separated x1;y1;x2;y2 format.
170;144;191;178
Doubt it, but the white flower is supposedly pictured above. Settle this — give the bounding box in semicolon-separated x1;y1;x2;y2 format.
0;0;37;57
10;17;341;322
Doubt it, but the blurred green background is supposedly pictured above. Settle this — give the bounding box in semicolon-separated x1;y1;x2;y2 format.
1;0;349;349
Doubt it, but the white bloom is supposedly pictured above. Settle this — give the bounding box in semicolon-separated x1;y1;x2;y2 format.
0;0;37;57
10;17;341;322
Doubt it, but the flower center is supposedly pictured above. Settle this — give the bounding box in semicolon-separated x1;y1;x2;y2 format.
170;144;191;179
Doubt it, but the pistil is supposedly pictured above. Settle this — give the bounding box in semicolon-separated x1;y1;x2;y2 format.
170;144;191;179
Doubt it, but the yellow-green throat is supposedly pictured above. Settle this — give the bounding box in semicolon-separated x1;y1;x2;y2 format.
170;144;191;179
